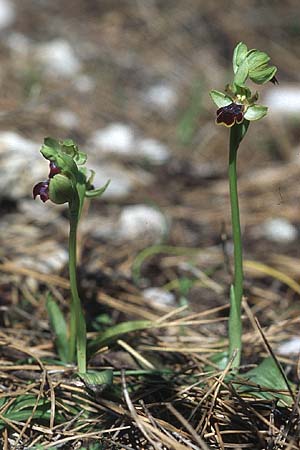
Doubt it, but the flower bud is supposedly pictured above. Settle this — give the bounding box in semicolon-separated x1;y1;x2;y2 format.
48;173;74;204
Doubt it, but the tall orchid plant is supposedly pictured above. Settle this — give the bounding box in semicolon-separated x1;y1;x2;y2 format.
34;138;109;374
210;42;277;367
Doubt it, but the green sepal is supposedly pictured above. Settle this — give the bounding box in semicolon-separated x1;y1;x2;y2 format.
209;90;232;108
85;179;110;198
233;60;249;87
244;104;268;121
49;173;74;204
246;50;270;71
233;42;248;73
249;65;277;85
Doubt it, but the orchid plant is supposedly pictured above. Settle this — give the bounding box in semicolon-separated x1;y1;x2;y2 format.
210;42;277;368
33;138;109;374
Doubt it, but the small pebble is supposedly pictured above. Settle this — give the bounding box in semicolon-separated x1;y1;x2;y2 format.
265;85;300;115
35;39;81;78
262;218;297;243
52;110;79;129
117;204;168;242
278;337;300;355
89;123;135;155
0;0;15;29
143;287;175;309
143;83;178;112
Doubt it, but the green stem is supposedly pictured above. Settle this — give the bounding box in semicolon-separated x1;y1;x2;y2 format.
228;122;249;368
68;201;86;373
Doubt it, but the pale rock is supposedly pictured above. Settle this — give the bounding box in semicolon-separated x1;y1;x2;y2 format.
143;83;178;112
52;110;79;129
89;123;170;165
89;123;135;156
278;337;300;355
143;287;175;309
34;39;81;78
0;0;15;29
89;162;136;199
137;138;170;164
74;74;95;93
262;218;297;243
19;199;65;225
117;204;168;242
14;241;68;274
0;132;44;199
265;85;300;115
6;32;30;55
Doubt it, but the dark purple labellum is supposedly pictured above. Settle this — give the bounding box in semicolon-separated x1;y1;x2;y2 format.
49;162;60;178
33;181;49;202
216;103;244;127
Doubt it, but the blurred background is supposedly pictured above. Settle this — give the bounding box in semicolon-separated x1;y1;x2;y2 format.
1;0;300;320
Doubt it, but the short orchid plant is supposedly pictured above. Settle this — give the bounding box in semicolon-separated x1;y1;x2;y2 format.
33;138;109;374
210;42;277;368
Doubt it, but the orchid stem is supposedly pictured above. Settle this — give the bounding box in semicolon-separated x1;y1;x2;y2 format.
228;121;249;368
68;202;86;373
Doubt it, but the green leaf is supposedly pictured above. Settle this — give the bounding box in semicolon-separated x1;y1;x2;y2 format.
244;104;268;121
209;90;232;108
237;357;294;406
233;42;248;73
46;293;69;363
78;369;113;391
85;179;110;198
88;320;152;354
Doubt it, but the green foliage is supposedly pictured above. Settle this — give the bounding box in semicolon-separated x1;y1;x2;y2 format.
46;293;69;363
237;357;294;406
88;320;152;354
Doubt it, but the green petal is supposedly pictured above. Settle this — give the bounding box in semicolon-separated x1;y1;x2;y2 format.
249;65;277;85
85;179;110;198
233;42;248;73
244;104;268;121
209;90;232;108
247;50;270;71
233;60;249;86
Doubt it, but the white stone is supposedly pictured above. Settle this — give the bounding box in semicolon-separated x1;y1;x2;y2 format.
262;218;297;243
137;138;170;164
89;123;170;165
14;242;68;274
35;39;81;78
6;32;30;54
74;74;95;93
89;123;135;155
143;287;175;309
52;110;79;129
143;83;178;112
89;162;135;199
264;85;300;114
278;337;300;355
0;0;15;30
0;131;44;199
117;205;168;242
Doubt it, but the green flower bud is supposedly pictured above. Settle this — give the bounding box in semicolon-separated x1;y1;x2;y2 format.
49;173;74;204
